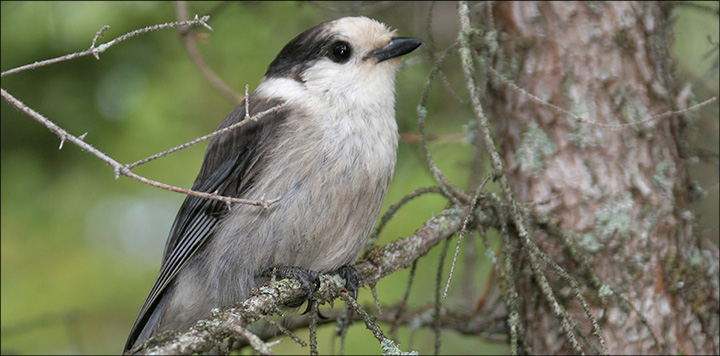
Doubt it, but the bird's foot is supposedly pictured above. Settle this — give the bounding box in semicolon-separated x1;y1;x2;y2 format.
264;266;320;314
333;264;359;300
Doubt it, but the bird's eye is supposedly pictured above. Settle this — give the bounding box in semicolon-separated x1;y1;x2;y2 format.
330;41;352;63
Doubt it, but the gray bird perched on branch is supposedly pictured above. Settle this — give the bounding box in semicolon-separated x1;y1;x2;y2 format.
125;16;422;352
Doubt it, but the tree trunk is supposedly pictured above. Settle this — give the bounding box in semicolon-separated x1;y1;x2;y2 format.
487;1;718;354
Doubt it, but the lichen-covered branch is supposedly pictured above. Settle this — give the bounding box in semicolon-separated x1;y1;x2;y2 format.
132;207;468;355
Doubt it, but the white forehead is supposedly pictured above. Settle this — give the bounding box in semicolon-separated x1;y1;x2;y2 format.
327;17;396;50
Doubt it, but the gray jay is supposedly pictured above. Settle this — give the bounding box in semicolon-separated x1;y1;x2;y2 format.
125;16;422;352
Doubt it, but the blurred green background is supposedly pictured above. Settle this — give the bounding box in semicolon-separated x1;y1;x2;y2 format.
1;2;717;355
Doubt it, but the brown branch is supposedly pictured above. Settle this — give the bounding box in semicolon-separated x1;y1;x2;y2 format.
0;14;285;209
443;173;492;298
365;186;446;253
174;1;243;104
417;42;473;206
389;260;418;341
399;132;467;144
0;88;280;210
125;102;287;170
1;15;212;77
230;324;276;355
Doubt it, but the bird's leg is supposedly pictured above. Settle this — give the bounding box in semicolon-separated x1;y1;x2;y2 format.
263;266;320;312
333;264;359;300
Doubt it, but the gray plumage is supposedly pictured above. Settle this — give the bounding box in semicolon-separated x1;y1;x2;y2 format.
125;16;422;352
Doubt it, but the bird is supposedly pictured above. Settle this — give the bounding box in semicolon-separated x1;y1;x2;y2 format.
124;16;422;352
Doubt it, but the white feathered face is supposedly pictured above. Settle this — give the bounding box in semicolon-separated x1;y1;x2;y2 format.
264;16;422;99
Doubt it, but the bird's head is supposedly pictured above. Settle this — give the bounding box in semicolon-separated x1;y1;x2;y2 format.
263;17;423;102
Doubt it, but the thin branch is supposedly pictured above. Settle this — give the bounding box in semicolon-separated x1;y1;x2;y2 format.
370;284;382;316
434;238;451;355
359;208;466;286
125;102;287;170
335;306;352;355
399;132;467;144
339;292;387;343
256;313;307;348
1;15;212;77
532;242;607;354
174;1;243;104
309;302;319;356
608;286;664;354
366;186;445;253
229;324;276;355
478;52;718;129
390;260;418;342
498;217;521;355
443;173;492;298
474;259;496;312
417;42;473;206
382;304;509;341
1;15;279;208
424;1;466;104
91;25;112;59
1;88;280;209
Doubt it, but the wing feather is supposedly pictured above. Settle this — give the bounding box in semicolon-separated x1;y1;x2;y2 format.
125;95;287;350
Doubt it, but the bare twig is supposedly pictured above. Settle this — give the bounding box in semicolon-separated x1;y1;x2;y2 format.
399;132;467;144
91;25;112;59
534;243;606;354
256;313;307;347
366;186;445;253
442;173;491;298
498;217;521;355
383;304;509;341
424;1;465;104
549;221;664;354
370;284;382;316
1;15;212;77
434;238;451;355
309;302;319;356
390;260;418;341
174;2;243;104
478;52;717;129
2;15;278;208
125;102;287;170
340;292;387;343
229;324;277;355
417;42;473;206
1;88;281;209
335;306;352;355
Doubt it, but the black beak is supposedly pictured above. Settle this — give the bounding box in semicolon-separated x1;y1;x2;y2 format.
366;37;424;63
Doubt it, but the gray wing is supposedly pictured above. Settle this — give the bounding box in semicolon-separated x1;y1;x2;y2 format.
125;94;286;350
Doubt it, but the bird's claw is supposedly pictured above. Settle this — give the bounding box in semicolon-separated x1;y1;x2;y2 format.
266;266;319;309
264;265;357;319
335;264;359;301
